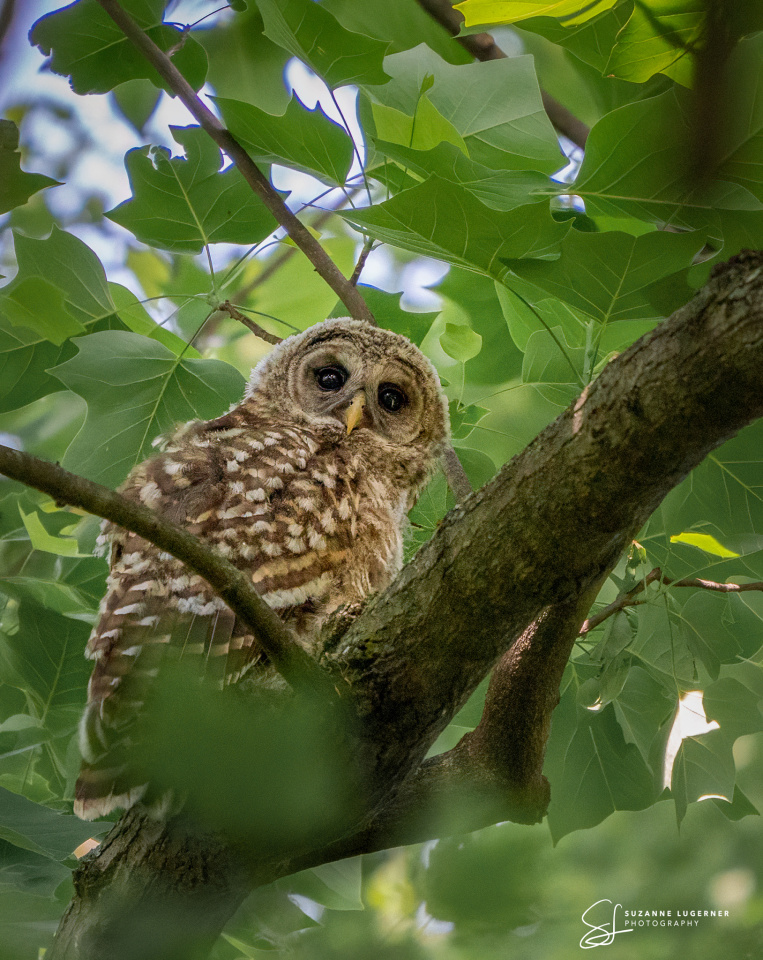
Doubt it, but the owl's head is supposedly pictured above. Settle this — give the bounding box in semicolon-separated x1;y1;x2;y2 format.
244;319;449;479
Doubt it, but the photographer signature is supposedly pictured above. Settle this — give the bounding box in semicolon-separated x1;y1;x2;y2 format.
580;899;633;948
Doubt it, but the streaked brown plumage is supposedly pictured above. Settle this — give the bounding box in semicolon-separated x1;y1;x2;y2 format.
74;319;449;819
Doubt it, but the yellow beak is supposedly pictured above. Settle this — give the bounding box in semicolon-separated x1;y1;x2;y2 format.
344;391;366;435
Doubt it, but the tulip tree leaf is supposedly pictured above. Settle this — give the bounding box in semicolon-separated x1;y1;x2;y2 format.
106;126;279;253
30;0;207;95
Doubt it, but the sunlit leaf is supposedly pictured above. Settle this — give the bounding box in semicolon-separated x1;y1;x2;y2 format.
605;0;704;86
18;507;86;559
669;532;741;558
455;0;618;27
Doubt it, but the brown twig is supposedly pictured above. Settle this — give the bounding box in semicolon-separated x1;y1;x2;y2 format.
579;566;763;635
349;238;375;286
217;300;282;345
94;0;375;325
0;444;338;701
414;0;589;149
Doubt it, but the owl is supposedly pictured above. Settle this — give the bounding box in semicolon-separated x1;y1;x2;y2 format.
74;318;449;820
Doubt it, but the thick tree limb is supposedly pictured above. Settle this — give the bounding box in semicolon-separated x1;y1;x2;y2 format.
95;0;375;325
0;446;335;701
415;0;590;148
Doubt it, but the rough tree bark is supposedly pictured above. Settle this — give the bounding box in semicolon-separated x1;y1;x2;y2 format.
33;250;763;959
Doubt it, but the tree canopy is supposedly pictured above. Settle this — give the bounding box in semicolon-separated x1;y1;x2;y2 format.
0;1;762;958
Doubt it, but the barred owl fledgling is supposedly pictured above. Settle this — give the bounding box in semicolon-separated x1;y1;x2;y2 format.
74;319;449;820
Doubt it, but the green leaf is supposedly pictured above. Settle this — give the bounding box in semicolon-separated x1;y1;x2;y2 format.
30;0;208;95
711;786;759;821
522;325;584;388
628;604;696;691
0;785;100;861
109;284;199;358
703;666;763;744
678;592;741;680
0;277;83;346
362;45;561;174
111;79;161;133
50;330;245;488
17;508;87;559
573;77;763;227
257;0;391;88
0;228;126;412
448;400;490;440
214;95;353;185
440;324;483;362
280;859;364;911
106;126;279;253
544;691;657;841
368;140;553;212
0;229;199;413
370;98;468;155
343;177;568;278
605;0;704;86
322;0;473;64
455;0;619;27
613;666;674;767
518;5;632;73
0;839;71;896
670;729;735;825
505;229;703;324
669;532;741;558
0;120;58;216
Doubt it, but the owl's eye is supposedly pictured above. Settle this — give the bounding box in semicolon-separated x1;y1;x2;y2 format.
378;384;408;413
315;365;348;391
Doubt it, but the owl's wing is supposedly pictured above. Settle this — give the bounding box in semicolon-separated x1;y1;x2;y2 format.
74;437;243;819
73;420;361;820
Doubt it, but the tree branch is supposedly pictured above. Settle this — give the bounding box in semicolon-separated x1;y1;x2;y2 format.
0;446;335;701
94;0;375;325
580;565;763;635
415;0;590;149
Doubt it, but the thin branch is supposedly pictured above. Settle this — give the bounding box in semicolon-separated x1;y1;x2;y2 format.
414;0;590;149
0;445;337;702
579;566;763;635
94;0;375;325
216;300;282;344
349;238;375;286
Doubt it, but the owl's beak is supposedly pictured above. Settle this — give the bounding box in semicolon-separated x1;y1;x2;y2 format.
344;390;366;435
